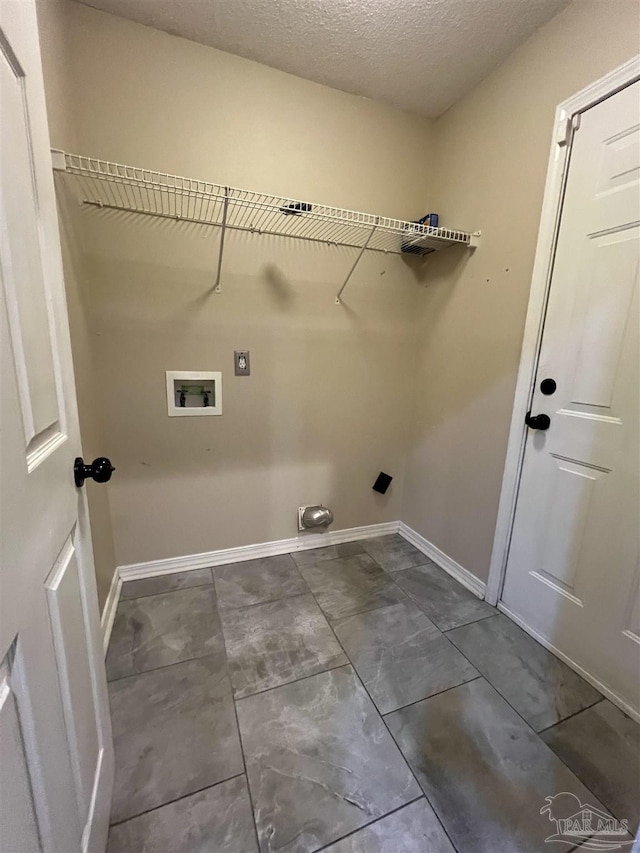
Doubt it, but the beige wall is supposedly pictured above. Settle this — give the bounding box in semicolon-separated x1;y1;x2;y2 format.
37;0;117;610
402;0;640;583
44;0;638;583
63;2;434;567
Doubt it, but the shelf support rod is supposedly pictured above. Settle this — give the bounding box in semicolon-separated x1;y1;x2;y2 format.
214;188;230;293
335;218;379;304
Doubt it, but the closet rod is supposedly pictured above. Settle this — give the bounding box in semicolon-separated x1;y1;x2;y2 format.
81;198;380;249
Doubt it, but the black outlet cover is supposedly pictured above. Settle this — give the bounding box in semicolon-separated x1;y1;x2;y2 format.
373;472;393;495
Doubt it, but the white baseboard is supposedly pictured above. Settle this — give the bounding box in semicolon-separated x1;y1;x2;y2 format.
498;603;639;724
100;569;122;657
117;521;400;582
398;522;486;599
109;518;639;725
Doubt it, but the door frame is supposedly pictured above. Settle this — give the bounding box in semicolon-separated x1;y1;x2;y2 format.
486;55;640;608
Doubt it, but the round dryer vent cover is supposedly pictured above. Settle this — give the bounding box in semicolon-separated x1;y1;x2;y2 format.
298;505;334;531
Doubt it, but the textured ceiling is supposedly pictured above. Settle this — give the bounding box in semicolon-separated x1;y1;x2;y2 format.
75;0;570;117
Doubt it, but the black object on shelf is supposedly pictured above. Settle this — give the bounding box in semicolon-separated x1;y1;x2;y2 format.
373;472;393;494
401;213;440;254
280;201;312;216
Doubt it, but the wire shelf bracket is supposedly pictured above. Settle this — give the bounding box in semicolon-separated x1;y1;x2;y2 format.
214;188;229;293
51;150;480;299
335;219;379;304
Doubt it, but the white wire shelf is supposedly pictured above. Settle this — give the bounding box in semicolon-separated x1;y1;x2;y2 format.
51;150;479;300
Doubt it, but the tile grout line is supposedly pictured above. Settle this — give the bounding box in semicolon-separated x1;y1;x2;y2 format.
438;619;622;824
296;550;440;626
311;795;426;853
217;597;263;853
289;544;367;569
428;584;623;822
106;586;223;683
215;542;445;850
336;556;622;849
227;559;481;709
229;684;262;851
445;631;566;735
386;560;499;631
117;571;215;603
290;548;421;626
380;675;484;719
355;584;469;853
212;552;313;614
300;566;463;853
533;701;633;843
107;650;215;684
233;661;353;703
445;623;605;737
326;596;415;627
118;581;214;603
440;611;500;632
106;587;247;831
373;713;462;853
336;554;469;851
216;588;312;615
108;772;246;828
537;696;606;733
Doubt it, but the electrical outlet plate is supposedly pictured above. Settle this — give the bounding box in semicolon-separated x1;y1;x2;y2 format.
234;351;250;376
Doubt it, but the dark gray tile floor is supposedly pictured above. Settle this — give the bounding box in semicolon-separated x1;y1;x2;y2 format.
333;600;478;714
109;654;243;823
361;533;427;573
394;562;496;630
447;613;602;731
541;699;640;834
220;593;347;698
385;678;612;853
296;552;407;623
118;567;213;601
237;665;420;852
106;536;640;852
106;585;222;680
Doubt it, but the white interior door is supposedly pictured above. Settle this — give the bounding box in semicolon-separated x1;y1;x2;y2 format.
0;3;113;851
501;80;640;717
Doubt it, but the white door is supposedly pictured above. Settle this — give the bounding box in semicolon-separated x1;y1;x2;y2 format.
0;3;113;851
501;80;640;716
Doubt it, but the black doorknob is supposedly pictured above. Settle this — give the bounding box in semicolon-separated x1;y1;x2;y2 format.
74;456;115;488
525;412;551;431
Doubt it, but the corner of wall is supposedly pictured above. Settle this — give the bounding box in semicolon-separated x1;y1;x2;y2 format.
401;0;640;587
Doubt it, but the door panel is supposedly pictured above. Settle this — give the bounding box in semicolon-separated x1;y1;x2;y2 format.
570;233;638;409
0;655;41;853
537;456;605;599
45;537;101;824
502;80;640;715
0;26;62;458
